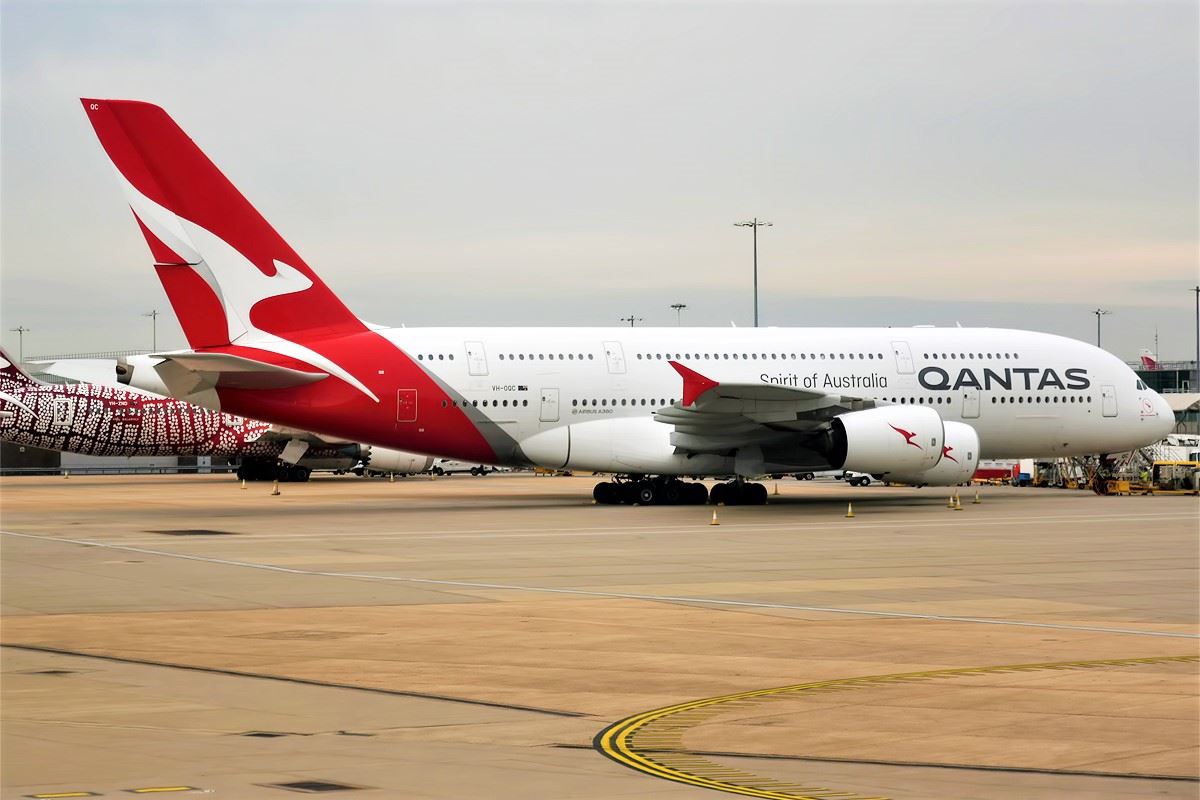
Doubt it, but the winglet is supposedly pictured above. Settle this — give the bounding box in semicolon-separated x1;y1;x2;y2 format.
668;361;719;407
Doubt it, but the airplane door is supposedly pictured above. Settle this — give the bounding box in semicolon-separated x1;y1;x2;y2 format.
891;341;915;374
962;389;980;419
602;341;626;374
396;389;418;422
1101;385;1117;417
539;388;560;422
52;397;74;428
465;341;488;376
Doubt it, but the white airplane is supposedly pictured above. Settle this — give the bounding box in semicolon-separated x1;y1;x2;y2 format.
80;98;1175;505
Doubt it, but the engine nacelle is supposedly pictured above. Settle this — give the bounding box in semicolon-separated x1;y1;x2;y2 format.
116;355;171;396
830;406;944;475
364;446;435;475
887;421;981;486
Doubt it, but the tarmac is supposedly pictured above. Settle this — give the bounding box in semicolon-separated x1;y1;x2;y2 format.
1;473;1197;799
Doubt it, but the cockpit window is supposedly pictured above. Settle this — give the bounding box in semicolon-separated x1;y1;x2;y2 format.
1136;380;1147;390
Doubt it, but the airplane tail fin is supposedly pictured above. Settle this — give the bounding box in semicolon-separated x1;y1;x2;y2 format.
0;348;37;387
80;99;365;349
1139;349;1159;370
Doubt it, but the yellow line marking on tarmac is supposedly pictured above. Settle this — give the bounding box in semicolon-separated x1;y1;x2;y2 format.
127;789;197;794
594;654;1200;800
26;793;98;799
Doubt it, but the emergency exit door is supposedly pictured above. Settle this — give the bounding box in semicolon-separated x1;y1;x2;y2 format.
891;341;915;374
396;389;418;422
962;389;980;419
539;388;560;422
1101;385;1117;417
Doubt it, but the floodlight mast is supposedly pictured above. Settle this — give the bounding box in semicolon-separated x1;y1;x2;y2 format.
670;303;688;326
734;218;772;327
8;326;30;363
1092;308;1111;348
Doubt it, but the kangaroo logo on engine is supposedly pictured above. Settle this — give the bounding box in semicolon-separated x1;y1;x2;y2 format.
918;366;1089;392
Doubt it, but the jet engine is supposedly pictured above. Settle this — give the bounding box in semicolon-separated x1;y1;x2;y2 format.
888;421;980;487
828;406;944;475
363;446;435;475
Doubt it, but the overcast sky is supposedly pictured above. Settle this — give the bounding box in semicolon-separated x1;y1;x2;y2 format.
2;1;1197;362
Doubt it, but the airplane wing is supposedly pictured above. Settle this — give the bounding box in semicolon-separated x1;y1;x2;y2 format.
657;361;878;453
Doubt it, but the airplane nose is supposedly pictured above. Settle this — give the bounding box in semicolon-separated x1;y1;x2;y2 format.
1153;392;1175;439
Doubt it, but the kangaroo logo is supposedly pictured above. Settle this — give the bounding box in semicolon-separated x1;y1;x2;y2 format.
942;445;958;463
890;424;922;449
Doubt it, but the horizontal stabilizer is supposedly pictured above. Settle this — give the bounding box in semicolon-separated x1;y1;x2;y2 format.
151;351;329;390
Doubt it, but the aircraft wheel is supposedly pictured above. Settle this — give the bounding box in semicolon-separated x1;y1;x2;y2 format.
688;482;709;505
709;483;726;505
747;482;768;505
635;481;656;505
593;482;618;504
662;481;683;505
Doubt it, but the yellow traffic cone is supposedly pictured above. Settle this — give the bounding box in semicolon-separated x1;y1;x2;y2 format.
973;489;981;504
271;480;281;496
63;470;69;479
710;508;720;526
953;494;963;511
947;494;956;508
388;472;395;483
240;479;247;490
773;482;780;496
845;502;855;518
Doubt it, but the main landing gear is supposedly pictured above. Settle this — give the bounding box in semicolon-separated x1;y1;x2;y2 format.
593;477;709;506
591;478;770;506
236;458;311;482
709;481;768;506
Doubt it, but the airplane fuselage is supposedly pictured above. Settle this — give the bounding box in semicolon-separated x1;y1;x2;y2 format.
208;325;1173;474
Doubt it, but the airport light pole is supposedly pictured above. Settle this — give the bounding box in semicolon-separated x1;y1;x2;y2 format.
619;315;643;328
1192;286;1199;390
8;326;29;363
670;303;688;326
144;309;159;351
734;218;772;327
1092;308;1111;348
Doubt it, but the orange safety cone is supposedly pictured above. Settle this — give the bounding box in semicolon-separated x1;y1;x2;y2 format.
710;508;720;526
845;502;855;518
271;480;281;496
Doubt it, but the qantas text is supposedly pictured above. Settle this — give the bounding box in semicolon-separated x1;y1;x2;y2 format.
918;367;1090;391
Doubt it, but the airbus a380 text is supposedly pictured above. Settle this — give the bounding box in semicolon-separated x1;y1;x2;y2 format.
81;98;1174;505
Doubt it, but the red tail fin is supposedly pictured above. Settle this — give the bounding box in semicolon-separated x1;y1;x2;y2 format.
81;99;365;347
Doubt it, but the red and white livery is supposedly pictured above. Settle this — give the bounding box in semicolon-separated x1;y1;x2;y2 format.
79;99;1175;505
